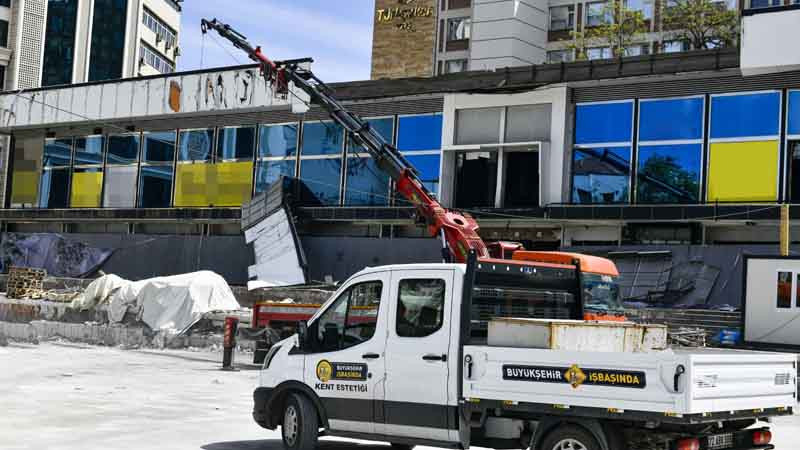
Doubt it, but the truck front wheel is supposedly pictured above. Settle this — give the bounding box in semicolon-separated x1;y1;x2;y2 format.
540;425;601;450
281;393;319;450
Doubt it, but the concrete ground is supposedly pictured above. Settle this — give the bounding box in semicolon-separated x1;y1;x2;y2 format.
1;343;798;450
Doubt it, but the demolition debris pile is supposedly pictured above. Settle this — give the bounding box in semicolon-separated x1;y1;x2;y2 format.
0;270;248;348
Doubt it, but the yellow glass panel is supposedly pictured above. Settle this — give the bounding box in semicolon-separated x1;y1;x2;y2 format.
70;171;104;207
174;164;212;207
211;161;254;207
10;170;40;205
707;140;778;202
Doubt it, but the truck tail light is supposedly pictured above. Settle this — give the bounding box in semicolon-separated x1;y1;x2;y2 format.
676;438;700;450
752;430;772;446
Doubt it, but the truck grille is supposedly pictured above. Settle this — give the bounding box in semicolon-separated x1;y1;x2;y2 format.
471;287;573;322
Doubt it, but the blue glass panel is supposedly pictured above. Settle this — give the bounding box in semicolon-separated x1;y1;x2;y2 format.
107;134;140;165
255;159;295;193
42;0;79;86
178;129;214;162
259;124;298;158
404;154;441;182
575;102;633;144
38;168;70;208
217;126;256;160
639;98;704;141
397;114;443;151
143;131;176;163
345;157;390;206
710;92;781;139
298;158;341;206
74;136;105;165
301;122;344;156
788;91;800;136
348;118;394;153
43;139;72;167
138;165;174;208
636;144;701;203
572;146;631;203
88;0;128;81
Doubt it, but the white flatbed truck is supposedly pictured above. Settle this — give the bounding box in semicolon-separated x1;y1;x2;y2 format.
253;256;795;450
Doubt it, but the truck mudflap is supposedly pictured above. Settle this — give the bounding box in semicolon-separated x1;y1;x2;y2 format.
253;387;276;429
460;398;793;426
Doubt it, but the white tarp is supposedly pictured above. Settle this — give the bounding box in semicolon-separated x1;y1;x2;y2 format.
245;207;307;290
72;271;241;333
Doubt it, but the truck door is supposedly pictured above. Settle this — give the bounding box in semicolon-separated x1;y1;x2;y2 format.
303;272;389;434
380;269;457;442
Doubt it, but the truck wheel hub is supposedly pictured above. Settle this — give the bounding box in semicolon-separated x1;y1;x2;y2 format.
283;405;299;446
552;438;587;450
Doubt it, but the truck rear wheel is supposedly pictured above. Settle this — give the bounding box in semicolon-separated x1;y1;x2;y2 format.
540;425;601;450
281;393;318;450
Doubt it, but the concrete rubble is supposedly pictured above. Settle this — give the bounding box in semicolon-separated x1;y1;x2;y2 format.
0;270;335;351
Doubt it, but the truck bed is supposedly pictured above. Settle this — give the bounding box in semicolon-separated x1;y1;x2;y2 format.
463;345;796;421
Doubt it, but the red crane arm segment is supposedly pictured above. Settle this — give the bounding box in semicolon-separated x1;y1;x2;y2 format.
201;18;489;263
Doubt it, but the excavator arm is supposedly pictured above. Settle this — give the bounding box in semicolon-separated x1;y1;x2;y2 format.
201;18;488;263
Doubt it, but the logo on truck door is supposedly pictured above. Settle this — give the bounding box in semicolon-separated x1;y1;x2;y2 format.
316;360;368;382
503;364;646;389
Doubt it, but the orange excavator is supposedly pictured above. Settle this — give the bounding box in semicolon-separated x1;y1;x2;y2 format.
201;18;626;323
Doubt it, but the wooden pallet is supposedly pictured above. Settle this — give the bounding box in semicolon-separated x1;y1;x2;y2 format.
6;266;46;299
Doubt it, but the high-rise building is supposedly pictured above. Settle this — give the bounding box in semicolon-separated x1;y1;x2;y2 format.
371;0;746;78
0;0;181;91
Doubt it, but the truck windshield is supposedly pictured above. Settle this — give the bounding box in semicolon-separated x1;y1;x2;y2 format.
582;273;624;313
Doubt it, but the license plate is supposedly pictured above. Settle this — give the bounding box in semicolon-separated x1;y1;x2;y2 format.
707;433;734;449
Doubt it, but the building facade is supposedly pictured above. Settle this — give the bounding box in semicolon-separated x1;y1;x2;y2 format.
1;6;799;299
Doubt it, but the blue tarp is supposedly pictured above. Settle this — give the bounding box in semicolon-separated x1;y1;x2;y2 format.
1;233;113;278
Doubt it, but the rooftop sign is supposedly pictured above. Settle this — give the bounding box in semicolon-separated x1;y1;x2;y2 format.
0;66;306;131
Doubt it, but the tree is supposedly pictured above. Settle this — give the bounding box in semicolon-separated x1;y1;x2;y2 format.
662;0;739;50
568;1;649;59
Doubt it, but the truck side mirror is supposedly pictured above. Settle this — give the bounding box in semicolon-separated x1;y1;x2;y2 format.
297;321;308;349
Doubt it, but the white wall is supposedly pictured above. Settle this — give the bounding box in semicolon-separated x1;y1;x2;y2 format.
470;0;548;70
440;85;569;207
741;9;800;76
744;257;800;346
563;225;621;245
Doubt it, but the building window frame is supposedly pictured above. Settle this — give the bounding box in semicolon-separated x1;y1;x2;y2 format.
139;41;175;74
444;59;468;74
447;107;546;208
547;49;575;63
142;6;178;49
549;5;575;31
585;1;611;27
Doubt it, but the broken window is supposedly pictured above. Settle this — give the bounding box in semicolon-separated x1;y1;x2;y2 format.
503;151;539;207
455;151;497;208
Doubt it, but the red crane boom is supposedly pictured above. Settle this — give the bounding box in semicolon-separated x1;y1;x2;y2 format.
201;18;489;263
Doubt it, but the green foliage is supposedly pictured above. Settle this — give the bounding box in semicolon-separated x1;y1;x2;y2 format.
568;1;649;59
662;0;739;49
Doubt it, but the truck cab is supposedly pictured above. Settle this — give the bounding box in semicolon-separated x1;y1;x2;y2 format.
257;263;464;447
254;259;793;450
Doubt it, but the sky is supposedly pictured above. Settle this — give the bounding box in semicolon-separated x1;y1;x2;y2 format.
178;0;375;83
